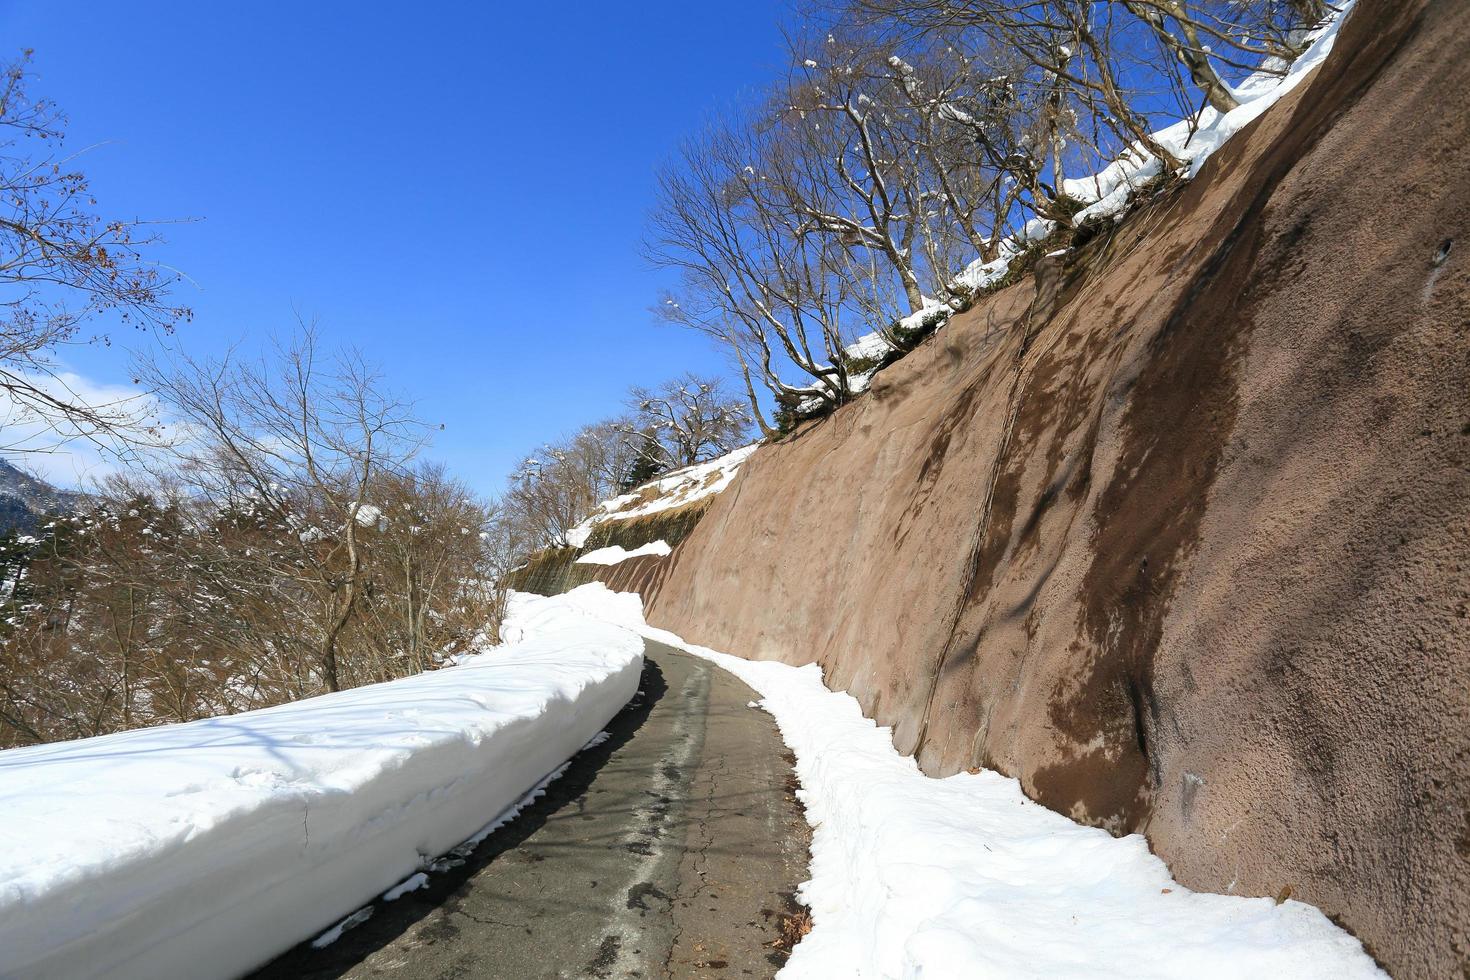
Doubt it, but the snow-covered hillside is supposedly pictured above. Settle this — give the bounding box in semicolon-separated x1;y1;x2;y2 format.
0;613;642;980
567;443;758;547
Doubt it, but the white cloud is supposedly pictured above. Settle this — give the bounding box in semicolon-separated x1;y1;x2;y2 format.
0;366;167;490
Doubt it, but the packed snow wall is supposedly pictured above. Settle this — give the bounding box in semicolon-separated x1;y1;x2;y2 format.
0;616;642;980
645;2;1469;975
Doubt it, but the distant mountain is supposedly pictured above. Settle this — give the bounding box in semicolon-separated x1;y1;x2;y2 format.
0;459;87;534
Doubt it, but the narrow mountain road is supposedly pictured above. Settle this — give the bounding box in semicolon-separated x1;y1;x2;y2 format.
251;641;811;980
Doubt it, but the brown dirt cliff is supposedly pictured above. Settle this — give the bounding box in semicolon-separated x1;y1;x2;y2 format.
644;1;1470;975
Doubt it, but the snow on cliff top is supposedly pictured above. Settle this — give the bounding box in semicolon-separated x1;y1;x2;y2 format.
536;584;1385;980
1061;0;1352;227
843;2;1354;362
567;444;758;547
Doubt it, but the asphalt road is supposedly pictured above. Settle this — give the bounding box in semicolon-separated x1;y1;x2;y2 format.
250;640;811;980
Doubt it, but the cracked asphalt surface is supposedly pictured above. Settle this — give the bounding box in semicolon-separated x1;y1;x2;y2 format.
249;640;811;980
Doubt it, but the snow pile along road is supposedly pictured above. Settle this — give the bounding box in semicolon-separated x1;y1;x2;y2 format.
535;584;1385;979
0;612;642;980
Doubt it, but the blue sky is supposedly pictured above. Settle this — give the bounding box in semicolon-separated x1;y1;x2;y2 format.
0;0;792;494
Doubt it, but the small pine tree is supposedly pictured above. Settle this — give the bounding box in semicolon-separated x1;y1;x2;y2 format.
620;433;664;492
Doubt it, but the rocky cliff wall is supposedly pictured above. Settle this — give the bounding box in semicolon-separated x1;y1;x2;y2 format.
646;2;1469;974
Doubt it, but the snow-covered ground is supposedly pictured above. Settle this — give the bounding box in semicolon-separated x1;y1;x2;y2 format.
0;607;642;980
575;539;672;566
523;585;1385;980
567;444;758;547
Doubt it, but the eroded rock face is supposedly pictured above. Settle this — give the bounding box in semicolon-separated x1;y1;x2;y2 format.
647;2;1469;974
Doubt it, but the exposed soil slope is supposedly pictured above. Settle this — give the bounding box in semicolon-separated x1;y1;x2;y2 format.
645;2;1469;975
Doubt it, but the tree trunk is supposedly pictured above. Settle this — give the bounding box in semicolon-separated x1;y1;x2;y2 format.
320;597;343;693
901;271;926;315
734;345;778;440
1123;1;1241;114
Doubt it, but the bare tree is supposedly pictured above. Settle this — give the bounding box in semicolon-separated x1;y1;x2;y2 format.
650;0;1338;435
502;420;635;550
0;459;507;747
649;113;872;422
621;374;751;472
138;330;425;692
0;51;188;458
355;464;499;675
843;0;1328;135
782;37;932;317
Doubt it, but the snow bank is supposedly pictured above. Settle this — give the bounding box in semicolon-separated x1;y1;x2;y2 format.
566;444;758;547
0;612;642;980
309;716;615;951
542;585;1384;980
499;584;647;646
575;539;672;566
